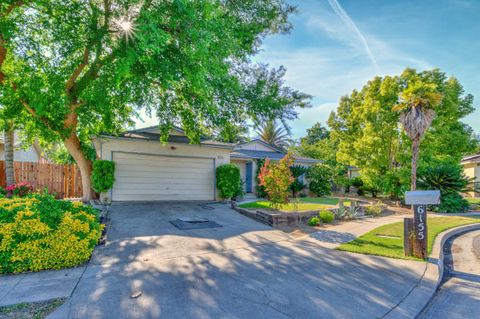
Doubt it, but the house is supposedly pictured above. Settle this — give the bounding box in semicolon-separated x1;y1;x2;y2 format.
94;126;320;201
461;153;480;197
347;166;360;179
231;139;320;194
0;132;46;163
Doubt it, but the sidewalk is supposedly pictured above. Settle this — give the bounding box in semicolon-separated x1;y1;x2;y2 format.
0;266;85;307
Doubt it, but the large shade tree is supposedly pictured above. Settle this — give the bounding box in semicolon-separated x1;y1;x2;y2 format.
0;1;309;199
328;68;478;196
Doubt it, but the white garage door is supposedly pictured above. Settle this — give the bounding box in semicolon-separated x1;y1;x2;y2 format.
112;152;215;201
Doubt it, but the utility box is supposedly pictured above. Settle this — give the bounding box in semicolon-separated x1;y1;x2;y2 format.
405;190;440;205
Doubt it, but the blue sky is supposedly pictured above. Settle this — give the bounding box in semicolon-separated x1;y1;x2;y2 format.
138;0;480;139
255;0;480;138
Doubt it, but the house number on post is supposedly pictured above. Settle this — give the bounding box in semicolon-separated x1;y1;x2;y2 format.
404;191;440;259
414;205;427;259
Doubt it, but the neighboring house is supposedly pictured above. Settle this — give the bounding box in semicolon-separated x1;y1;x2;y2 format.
461;153;480;197
93;127;320;201
0;132;46;163
347;166;360;179
231;139;320;194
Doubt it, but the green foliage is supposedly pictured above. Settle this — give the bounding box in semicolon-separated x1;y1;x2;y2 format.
255;159;268;198
289;165;307;197
0;187;6;198
301;122;330;145
418;164;471;213
307;164;333;197
91;160;115;193
256;120;291;150
319;210;334;223
364;202;386;217
0;1;310;198
308;217;320;226
216;164;242;200
0;195;102;273
333;206;348;220
258;154;294;209
329;68;478;195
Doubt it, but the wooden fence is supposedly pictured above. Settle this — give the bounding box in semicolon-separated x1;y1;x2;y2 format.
0;161;83;198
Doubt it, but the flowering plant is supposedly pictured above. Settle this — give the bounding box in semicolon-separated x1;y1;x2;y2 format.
258;154;294;209
5;182;34;198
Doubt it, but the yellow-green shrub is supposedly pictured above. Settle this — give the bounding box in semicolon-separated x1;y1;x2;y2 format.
0;195;103;273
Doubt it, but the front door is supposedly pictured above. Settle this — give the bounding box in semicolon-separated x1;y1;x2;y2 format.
245;162;253;193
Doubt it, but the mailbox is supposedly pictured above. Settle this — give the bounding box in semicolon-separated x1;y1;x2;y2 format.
405;190;440;205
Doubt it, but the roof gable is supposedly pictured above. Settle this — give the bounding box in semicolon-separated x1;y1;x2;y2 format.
234;139;284;153
129;125;186;136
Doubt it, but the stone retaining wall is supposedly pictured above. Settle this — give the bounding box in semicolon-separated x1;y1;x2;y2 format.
234;207;323;226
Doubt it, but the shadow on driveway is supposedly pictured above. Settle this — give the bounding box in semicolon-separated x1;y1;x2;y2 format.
49;202;427;319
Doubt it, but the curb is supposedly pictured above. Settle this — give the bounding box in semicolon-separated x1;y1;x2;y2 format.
383;222;480;319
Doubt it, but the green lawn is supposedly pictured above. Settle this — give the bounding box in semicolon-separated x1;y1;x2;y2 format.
337;216;480;260
238;200;331;212
299;197;351;206
467;197;480;204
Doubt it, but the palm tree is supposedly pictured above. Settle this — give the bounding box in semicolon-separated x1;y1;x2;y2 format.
256;120;291;150
394;81;443;190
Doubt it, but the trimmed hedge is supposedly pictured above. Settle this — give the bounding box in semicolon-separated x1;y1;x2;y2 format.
216;164;242;200
0;194;103;274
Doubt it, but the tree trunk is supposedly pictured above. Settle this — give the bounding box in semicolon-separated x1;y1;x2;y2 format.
411;138;420;191
64;131;93;201
4;128;15;186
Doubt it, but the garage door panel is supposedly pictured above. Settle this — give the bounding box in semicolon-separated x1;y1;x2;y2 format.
112;152;215;201
115;160;213;170
114;194;211;201
114;153;212;165
115;171;212;179
114;177;213;185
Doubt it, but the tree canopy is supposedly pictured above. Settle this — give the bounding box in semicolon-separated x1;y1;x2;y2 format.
327;68;478;195
0;0;310;198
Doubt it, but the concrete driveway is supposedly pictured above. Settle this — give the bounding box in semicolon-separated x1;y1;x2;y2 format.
49;202;427;319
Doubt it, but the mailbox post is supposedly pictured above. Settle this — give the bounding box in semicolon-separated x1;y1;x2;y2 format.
404;190;440;259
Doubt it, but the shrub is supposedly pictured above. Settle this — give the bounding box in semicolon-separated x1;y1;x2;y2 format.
0;187;6;198
255;159;268;198
308;216;320;226
434;192;469;213
418;164;471;213
216;164;243;200
333;206;348;220
363;202;385;217
319;210;334;223
5;182;33;198
307;164;332;197
350;176;364;195
289;165;307;197
91;160;115;193
258;154;294;209
0;194;103;274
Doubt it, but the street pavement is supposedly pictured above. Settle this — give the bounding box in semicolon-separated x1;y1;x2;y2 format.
419;229;480;319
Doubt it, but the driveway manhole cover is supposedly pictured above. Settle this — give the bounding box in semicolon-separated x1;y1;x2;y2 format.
170;219;223;230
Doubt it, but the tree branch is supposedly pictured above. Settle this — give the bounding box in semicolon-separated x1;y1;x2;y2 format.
65;47;89;93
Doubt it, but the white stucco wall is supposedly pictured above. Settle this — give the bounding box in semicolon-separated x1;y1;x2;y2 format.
463;162;480;197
